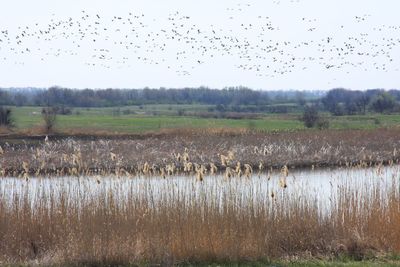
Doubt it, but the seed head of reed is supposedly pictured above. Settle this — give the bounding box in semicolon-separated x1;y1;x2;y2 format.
281;165;289;177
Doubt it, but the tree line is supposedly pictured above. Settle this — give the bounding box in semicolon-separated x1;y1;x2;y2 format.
321;88;400;115
0;87;272;107
0;86;399;115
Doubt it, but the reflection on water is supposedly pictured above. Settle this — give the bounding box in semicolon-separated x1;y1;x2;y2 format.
1;165;399;212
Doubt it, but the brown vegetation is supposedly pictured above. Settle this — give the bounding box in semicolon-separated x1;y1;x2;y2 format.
0;172;399;266
1;128;400;177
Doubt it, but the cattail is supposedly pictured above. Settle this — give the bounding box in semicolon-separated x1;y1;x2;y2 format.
220;154;228;167
62;153;69;162
244;164;252;178
196;171;204;182
71;167;78;176
151;164;158;175
281;165;289;177
184;162;193;172
210;163;218;175
194;163;200;172
263;145;268;155
279;177;287;188
228;151;235;161
235;162;241;174
224;167;233;179
200;164;207;174
22;161;29;173
24;172;29;181
183;152;190;162
166;163;175;176
196;166;205;182
72;154;80;165
160;167;166;179
143;162;150;175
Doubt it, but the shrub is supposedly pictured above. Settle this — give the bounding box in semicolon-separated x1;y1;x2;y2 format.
42;107;57;133
0;106;12;127
177;109;185;116
53;106;73;115
302;105;319;128
316;118;330;130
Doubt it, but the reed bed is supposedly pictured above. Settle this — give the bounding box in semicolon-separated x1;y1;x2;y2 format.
0;166;399;266
1;128;400;178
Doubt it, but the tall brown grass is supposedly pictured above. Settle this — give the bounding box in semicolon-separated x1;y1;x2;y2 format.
2;128;400;178
0;174;399;266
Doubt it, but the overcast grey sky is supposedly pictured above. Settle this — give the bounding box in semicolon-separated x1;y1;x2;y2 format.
0;0;399;90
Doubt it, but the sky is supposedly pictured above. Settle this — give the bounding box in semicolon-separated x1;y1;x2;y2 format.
0;0;399;90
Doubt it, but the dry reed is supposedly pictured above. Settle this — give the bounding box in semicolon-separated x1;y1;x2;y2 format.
0;169;399;266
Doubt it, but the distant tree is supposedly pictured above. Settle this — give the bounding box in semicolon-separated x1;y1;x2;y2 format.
295;91;306;106
0;90;12;105
216;104;226;113
0;106;12;127
42;107;57;133
322;88;367;115
177;109;185;116
369;92;396;113
54;105;73;115
302;105;319;128
13;93;28;107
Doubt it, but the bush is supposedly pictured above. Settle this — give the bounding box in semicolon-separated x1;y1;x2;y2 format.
42;107;57;133
0;106;12;127
53;106;72;115
316;118;330;130
302;105;319;128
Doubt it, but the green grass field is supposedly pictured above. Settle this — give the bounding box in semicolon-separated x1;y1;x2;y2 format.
6;106;400;134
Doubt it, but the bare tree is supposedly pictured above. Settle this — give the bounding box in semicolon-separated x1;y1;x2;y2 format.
302;105;319;128
42;107;57;133
0;106;12;127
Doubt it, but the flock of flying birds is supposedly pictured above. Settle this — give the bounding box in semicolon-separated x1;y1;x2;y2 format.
0;2;400;78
